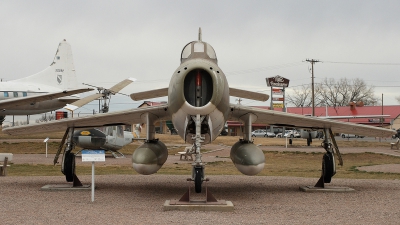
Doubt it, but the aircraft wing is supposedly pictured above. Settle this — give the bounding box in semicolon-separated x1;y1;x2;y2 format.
2;104;170;135
229;104;395;137
0;88;93;110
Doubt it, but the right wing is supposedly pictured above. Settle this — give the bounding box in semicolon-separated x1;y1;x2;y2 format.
3;104;170;135
0;88;93;110
229;104;394;137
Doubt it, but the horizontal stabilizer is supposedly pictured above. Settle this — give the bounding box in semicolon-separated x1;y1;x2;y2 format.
229;88;269;102
0;88;92;110
130;88;169;101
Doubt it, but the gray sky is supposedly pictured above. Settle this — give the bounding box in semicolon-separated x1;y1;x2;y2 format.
1;0;400;115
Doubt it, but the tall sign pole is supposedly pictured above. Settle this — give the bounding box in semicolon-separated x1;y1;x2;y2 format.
267;75;290;134
306;59;319;116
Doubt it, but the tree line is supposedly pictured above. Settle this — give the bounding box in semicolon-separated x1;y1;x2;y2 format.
286;78;379;107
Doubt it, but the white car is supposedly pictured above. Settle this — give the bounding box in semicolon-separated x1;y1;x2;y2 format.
341;133;365;138
276;130;301;138
251;129;275;138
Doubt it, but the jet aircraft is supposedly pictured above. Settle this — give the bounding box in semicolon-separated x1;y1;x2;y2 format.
0;40;92;116
73;125;135;158
3;29;395;193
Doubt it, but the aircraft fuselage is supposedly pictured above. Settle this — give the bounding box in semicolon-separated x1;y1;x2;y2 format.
168;42;230;144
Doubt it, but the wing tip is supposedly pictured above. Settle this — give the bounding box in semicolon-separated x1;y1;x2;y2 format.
64;104;79;111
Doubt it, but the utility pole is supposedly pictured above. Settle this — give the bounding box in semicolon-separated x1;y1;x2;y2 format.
306;59;320;116
236;98;242;105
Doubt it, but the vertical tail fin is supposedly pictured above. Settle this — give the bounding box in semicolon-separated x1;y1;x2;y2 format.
15;40;79;90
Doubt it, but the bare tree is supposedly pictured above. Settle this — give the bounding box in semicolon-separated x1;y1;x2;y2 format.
287;78;378;107
286;84;313;107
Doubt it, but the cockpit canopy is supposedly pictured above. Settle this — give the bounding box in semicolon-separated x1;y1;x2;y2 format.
180;41;217;64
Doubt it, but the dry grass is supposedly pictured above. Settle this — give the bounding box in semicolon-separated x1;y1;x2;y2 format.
2;130;399;179
7;152;400;180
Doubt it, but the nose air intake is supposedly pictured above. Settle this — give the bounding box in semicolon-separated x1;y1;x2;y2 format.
184;69;213;107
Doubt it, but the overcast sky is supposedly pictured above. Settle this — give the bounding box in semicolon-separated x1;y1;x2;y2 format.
1;0;399;116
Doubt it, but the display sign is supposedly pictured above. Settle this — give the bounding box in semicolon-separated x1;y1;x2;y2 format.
273;103;284;108
272;88;283;95
82;150;105;162
266;75;290;87
272;97;284;101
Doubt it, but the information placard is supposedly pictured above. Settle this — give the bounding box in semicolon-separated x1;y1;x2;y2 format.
82;150;105;162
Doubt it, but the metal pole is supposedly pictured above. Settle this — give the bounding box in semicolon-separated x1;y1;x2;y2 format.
311;62;315;116
306;59;319;116
92;161;95;202
46;142;48;158
382;93;384;126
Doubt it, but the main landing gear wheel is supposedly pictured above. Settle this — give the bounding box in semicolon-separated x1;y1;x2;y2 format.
63;153;76;182
194;167;203;193
322;152;335;183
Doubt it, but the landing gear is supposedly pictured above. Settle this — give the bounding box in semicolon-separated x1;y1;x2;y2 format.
322;151;335;183
58;127;82;186
190;114;206;193
63;152;76;182
314;128;339;188
194;167;204;193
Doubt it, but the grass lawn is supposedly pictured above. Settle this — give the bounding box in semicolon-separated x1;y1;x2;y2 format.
2;132;399;179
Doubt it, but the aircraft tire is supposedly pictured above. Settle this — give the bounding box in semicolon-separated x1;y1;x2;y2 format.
194;168;202;193
322;152;334;183
64;153;75;182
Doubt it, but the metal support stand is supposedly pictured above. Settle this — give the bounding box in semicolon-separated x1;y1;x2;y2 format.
169;178;225;205
72;174;83;187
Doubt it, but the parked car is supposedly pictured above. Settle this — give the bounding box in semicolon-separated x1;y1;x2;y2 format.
276;130;300;138
341;133;364;138
264;131;276;138
251;129;275;138
284;130;301;138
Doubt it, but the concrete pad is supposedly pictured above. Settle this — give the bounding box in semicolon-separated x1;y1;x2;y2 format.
163;200;234;212
299;186;355;192
41;184;91;191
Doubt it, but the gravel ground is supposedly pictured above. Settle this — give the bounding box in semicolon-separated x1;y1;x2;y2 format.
1;175;399;224
2;144;400;224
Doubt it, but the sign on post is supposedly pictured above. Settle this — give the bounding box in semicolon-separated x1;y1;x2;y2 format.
82;150;105;162
82;150;105;202
43;137;49;158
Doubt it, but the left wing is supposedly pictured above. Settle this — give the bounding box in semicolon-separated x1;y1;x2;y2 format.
3;104;170;135
0;88;93;110
229;104;394;137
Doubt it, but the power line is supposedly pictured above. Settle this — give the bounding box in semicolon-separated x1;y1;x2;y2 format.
323;61;400;66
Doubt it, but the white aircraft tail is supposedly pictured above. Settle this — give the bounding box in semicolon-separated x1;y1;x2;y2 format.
14;40;79;90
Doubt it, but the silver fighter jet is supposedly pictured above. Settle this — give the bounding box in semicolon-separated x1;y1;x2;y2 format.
3;28;394;192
